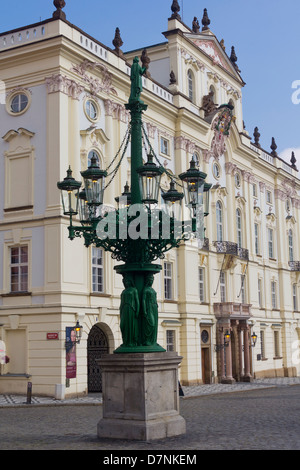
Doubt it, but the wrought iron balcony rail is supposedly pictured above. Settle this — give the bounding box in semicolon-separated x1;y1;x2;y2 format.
213;241;249;260
288;261;300;271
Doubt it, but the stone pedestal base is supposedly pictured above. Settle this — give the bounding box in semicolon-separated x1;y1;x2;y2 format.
97;352;186;441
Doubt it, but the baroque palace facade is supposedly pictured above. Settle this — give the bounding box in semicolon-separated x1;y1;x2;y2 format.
0;1;299;397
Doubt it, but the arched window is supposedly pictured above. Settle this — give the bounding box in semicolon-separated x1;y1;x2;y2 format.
187;70;194;102
216;201;223;242
288;229;294;262
236;208;242;248
88;149;101;167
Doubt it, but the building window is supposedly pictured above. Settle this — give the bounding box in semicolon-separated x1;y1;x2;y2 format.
274;330;280;357
11;93;28;113
166;330;175;351
253;184;258;198
84;98;99;122
212;162;221;179
236;209;242;248
216;201;223;242
88;149;100;166
160;137;169;156
199;267;205;302
164;262;172;300
258;278;262;308
254;223;260;255
10;246;28;293
293;284;298;311
271;281;277;309
288;229;294;262
260;330;265;359
187;70;194;102
234;172;241;188
7;90;31;115
92;247;104;293
241;275;246;304
266;190;272;204
268;228;274;258
220;271;226;302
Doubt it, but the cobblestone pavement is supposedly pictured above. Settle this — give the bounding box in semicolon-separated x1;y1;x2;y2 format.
0;378;299;451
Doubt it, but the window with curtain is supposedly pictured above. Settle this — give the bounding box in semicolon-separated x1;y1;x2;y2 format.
216;201;223;242
10;246;28;293
164;262;173;300
271;281;277;309
236;209;242;248
199;267;205;302
268;228;274;258
288;229;294;262
92;247;104;293
220;271;226;302
187;69;194;102
254;223;260;255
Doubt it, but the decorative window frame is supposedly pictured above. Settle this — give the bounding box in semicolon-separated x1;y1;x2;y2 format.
2;234;32;296
6;87;32;116
83;96;100;123
212;160;221;180
91;246;105;294
163;260;173;301
160;136;170;157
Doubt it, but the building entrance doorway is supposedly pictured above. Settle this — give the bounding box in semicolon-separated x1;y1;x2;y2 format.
87;324;109;393
201;347;211;384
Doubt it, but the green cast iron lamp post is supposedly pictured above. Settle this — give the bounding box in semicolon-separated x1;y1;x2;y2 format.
57;56;211;353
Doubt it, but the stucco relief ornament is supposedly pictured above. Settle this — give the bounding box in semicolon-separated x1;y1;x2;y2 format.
210;105;234;159
71;60;118;96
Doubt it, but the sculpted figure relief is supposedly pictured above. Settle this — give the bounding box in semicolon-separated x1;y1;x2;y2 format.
141;274;159;346
120;274;140;347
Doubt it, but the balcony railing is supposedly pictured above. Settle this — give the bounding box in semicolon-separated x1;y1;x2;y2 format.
288;261;300;271
213;302;252;319
213;241;249;261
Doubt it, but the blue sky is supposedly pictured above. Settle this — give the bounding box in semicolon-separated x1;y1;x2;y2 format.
1;0;300;164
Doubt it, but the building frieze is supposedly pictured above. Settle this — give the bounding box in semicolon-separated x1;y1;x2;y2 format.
104;99;129;123
45;74;84;100
71;59;118;97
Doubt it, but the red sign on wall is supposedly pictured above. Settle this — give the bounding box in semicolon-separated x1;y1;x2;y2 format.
47;333;59;340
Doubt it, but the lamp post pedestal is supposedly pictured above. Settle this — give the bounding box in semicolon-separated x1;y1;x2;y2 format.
97;352;186;441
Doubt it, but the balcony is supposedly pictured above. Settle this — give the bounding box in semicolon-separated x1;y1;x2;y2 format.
288;261;300;271
213;302;252;320
213;241;249;261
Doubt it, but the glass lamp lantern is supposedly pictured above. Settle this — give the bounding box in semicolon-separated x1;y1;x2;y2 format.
162;180;184;217
224;330;231;344
251;332;257;347
57;166;82;216
137;153;163;205
78;188;90;224
203;182;212;217
115;182;132;209
75;321;83;344
81;156;107;207
179;159;207;217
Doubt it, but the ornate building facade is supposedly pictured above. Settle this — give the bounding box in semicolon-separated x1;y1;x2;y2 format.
0;2;299;396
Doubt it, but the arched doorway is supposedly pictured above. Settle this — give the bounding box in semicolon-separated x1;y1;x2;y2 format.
87;324;109;392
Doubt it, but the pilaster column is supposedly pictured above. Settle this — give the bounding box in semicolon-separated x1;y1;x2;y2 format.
224;330;235;384
243;325;252;381
238;325;243;380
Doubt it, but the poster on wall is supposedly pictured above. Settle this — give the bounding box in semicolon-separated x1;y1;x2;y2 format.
0;340;6;365
65;327;76;379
